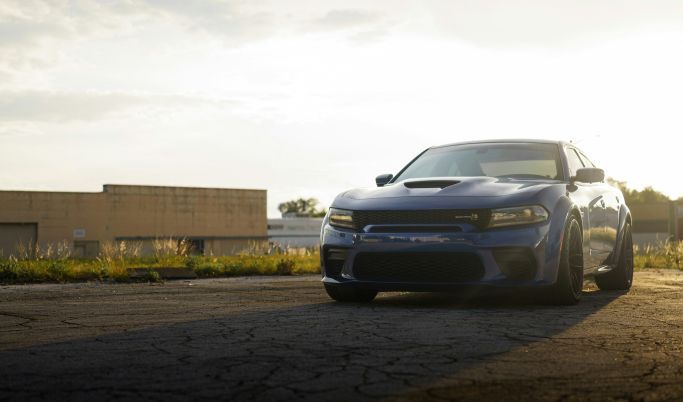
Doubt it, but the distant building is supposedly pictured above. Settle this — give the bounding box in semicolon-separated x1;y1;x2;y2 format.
0;185;267;258
630;202;679;247
268;218;323;248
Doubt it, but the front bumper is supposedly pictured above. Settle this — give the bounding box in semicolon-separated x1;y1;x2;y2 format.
320;222;560;290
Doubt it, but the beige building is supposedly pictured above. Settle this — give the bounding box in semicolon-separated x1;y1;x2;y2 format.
0;185;267;258
629;202;677;247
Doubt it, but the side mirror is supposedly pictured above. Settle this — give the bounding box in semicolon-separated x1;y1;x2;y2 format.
573;168;605;183
375;174;393;187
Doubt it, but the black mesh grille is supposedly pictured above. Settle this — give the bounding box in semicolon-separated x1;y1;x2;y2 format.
353;252;485;283
323;247;348;278
492;248;537;280
352;210;489;231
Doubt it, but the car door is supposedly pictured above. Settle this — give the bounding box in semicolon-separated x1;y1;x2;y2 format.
564;146;605;268
577;149;620;259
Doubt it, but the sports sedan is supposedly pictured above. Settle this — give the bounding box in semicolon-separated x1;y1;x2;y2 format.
320;140;633;305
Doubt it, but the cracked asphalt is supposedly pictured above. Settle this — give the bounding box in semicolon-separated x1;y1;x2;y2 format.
1;270;683;401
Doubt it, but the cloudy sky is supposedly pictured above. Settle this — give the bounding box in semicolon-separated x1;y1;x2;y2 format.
2;1;683;216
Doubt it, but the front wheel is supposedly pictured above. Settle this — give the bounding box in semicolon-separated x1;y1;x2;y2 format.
595;223;634;291
324;284;377;303
543;216;584;305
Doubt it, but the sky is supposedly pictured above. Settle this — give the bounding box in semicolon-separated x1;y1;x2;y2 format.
2;0;683;217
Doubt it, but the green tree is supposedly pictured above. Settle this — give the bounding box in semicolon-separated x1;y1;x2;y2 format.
607;178;670;204
277;198;327;218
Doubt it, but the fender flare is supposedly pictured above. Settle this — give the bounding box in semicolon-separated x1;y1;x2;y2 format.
611;203;632;266
544;196;582;283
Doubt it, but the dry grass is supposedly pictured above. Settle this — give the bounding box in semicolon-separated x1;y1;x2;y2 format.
0;239;320;284
634;241;683;270
13;239;72;261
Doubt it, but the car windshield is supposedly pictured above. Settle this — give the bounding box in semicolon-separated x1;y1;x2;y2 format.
394;142;563;182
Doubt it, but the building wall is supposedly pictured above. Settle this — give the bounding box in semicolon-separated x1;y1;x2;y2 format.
0;185;267;257
267;218;323;248
0;223;37;258
629;202;674;247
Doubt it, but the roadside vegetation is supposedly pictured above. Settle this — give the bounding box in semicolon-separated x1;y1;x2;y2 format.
606;179;683;269
0;239;320;284
634;241;683;270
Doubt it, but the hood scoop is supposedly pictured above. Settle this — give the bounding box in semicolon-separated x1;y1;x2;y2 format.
403;180;460;189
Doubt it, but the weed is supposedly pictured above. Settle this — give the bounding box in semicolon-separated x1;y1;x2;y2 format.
47;261;68;282
142;269;162;283
276;259;296;275
634;240;683;270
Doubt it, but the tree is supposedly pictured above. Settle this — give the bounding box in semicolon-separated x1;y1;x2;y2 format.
607;178;670;204
278;198;327;218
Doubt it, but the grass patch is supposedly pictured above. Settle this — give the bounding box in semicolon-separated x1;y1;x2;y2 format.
0;239;321;284
634;241;683;270
0;254;321;284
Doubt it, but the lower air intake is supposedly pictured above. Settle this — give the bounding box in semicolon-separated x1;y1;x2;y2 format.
353;252;484;283
323;247;348;278
492;248;537;280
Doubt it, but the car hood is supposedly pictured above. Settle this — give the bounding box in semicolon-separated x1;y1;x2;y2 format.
333;177;564;210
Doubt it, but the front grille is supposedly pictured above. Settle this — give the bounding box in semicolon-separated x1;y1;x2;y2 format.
352;210;489;231
353;252;485;283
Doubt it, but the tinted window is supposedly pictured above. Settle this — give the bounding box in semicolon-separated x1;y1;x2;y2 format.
394;143;563;181
565;148;585;176
578;151;596;168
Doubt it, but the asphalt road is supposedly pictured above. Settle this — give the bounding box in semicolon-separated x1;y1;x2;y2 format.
1;270;683;402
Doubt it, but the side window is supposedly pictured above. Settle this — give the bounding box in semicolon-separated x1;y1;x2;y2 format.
578;151;596;168
565;148;585;177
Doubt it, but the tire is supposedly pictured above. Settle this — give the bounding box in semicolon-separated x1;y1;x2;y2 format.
595;223;634;291
324;284;377;303
543;216;584;305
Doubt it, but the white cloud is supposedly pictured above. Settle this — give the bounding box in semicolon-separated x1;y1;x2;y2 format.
0;90;238;122
0;0;275;82
0;1;391;80
418;0;683;48
308;9;383;30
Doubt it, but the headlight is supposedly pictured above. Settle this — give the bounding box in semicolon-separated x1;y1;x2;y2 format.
488;205;549;228
329;208;355;230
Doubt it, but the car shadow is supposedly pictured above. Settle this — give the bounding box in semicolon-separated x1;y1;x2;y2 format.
0;288;625;401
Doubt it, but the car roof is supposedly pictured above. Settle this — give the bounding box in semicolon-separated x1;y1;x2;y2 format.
431;139;569;149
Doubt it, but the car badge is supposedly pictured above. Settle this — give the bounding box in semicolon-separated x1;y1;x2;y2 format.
454;213;478;221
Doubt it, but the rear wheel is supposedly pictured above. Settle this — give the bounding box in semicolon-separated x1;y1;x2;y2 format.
595;223;634;291
544;217;584;305
324;284;377;303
